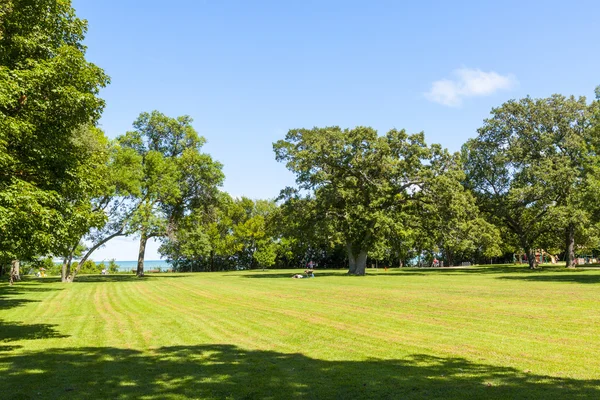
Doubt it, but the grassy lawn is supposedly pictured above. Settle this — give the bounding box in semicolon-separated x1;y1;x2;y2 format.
1;265;600;399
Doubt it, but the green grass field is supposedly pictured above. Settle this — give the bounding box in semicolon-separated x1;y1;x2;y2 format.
1;265;600;399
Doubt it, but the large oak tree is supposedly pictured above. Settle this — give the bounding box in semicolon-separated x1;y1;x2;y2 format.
274;126;451;275
463;94;596;269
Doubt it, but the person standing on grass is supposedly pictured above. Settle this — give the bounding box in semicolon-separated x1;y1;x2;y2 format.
305;260;315;277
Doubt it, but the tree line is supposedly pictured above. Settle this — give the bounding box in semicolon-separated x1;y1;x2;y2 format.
2;1;600;282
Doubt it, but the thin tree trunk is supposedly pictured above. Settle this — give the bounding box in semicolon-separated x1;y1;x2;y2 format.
9;260;20;285
445;248;455;267
61;243;78;282
61;257;73;283
137;231;147;277
526;248;537;270
69;229;126;282
566;224;576;268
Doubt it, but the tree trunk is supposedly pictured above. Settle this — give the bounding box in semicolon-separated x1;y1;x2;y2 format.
346;242;357;274
61;258;68;282
69;229;125;282
445;248;455;267
61;257;73;283
9;260;20;285
565;223;576;268
137;231;147;277
526;248;537;270
61;243;78;282
354;250;367;275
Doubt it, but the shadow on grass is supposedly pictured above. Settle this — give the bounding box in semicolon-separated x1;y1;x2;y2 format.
22;274;188;284
374;265;580;276
0;283;64;310
401;265;537;275
0;344;598;399
0;320;67;343
72;275;143;283
498;273;600;284
0;296;39;310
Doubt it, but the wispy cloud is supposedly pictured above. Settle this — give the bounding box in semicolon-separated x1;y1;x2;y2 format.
425;68;518;107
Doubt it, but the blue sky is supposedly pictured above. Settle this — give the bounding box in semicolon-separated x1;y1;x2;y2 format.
71;0;600;260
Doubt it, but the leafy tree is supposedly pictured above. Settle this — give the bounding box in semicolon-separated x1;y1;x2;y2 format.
118;111;223;276
0;0;109;281
253;239;279;271
274;126;450;275
231;198;278;269
274;192;345;269
418;155;502;266
51;125;112;282
62;134;144;282
161;192;239;272
463;95;595;269
161;196;284;271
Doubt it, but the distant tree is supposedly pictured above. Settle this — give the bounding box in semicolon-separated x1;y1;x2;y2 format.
0;0;109;282
463;95;595;269
118;111;223;276
419;154;502;266
273;190;344;269
161;196;285;272
274;126;451;275
231;199;278;269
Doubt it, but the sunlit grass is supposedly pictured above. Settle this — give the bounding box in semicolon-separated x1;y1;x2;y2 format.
1;265;599;399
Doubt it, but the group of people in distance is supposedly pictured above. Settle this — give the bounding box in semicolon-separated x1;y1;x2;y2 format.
292;261;316;279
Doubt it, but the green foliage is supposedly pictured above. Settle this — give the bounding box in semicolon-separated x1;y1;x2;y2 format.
118;111;224;275
274;126;454;274
107;259;119;273
418;155;502;265
162;195;282;271
463;94;596;268
21;256;59;275
72;259;101;275
0;0;109;261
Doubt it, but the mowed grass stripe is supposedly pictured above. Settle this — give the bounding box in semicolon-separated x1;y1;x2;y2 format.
2;266;600;400
128;273;581;370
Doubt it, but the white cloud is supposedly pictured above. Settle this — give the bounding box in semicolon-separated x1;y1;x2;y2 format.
425;68;518;107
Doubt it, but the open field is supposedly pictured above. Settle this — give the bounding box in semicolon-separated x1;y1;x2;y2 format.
1;265;600;399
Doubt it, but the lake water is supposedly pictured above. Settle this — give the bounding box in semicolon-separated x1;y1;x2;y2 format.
91;260;171;272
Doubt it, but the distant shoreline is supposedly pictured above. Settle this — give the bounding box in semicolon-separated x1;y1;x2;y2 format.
54;259;171;272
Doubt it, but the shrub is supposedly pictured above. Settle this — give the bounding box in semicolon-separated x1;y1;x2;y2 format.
73;260;101;274
107;259;119;273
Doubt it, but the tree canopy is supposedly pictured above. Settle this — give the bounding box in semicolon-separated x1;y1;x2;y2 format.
463;94;597;269
0;0;109;269
274;126;460;275
117;111;224;276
